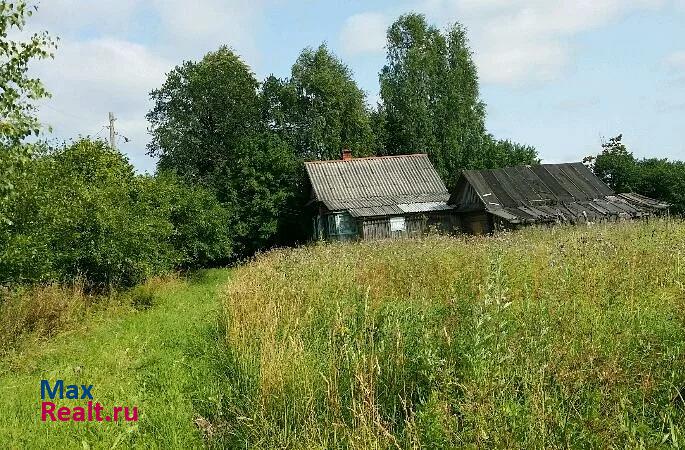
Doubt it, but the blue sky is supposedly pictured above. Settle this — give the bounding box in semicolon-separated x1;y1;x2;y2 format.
28;0;685;172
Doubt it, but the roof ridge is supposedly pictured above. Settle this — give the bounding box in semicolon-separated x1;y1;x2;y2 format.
462;162;583;173
304;153;429;164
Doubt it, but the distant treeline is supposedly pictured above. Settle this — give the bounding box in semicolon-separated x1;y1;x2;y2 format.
591;135;685;214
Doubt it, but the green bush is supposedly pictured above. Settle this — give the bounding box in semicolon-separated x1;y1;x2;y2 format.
0;139;233;288
139;172;234;269
129;283;156;310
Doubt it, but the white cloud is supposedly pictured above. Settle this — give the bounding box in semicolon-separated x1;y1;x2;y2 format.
151;0;264;64
665;51;685;69
32;0;142;36
418;0;666;85
33;38;173;171
24;0;268;171
663;50;685;84
655;99;685;112
474;40;568;84
32;0;264;61
39;38;171;101
341;0;665;85
555;97;600;111
340;12;388;56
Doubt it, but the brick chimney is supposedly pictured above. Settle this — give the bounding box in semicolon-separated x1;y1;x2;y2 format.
342;148;352;161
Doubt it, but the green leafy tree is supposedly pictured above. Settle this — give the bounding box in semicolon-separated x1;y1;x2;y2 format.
591;134;684;214
379;14;537;187
148;47;304;256
139;172;234;269
482;137;539;169
1;139;174;287
261;74;297;140
263;44;375;160
380;14;443;160
634;158;684;214
147;46;261;185
592;134;638;193
369;107;388;156
0;1;56;220
212;132;306;255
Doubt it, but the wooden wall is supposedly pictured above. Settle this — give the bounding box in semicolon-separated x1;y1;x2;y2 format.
314;209;462;241
451;178;482;210
360;212;459;240
459;211;492;235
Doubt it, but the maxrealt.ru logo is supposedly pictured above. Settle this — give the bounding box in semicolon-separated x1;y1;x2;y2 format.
40;380;138;422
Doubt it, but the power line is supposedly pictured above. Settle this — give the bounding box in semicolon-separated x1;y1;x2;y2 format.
42;103;93;123
41;104;109;139
113;123;132;145
92;126;107;138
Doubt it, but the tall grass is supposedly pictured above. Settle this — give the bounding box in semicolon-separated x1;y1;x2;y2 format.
0;274;181;356
220;219;685;448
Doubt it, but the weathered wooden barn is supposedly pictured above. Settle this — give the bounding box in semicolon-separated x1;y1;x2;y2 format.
305;151;459;240
449;162;669;234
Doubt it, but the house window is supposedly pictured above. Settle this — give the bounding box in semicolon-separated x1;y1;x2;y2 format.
327;213;357;237
390;216;406;232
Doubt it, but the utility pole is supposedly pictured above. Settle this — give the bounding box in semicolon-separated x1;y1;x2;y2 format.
108;112;116;150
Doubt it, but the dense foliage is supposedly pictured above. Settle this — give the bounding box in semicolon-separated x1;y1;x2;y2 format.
262;44;376;160
0;1;56;220
3;8;678;293
147;47;306;256
591;134;685;214
145;17;538;261
0;139;233;288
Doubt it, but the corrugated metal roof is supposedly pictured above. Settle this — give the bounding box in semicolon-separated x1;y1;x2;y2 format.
450;163;669;224
398;202;453;213
305;154;452;217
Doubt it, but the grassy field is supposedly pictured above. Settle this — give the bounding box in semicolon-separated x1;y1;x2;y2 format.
0;269;232;449
2;220;685;448
221;219;685;448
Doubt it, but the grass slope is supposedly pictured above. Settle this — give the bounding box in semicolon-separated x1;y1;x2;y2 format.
3;221;685;449
221;220;685;448
0;269;231;449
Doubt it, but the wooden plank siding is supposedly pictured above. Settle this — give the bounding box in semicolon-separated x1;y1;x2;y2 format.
460;211;492;235
360;212;460;240
361;216;422;240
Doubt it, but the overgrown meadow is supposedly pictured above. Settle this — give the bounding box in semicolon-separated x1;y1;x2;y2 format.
219;219;685;448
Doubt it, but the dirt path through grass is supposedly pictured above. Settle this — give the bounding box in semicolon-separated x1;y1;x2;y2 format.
0;269;231;449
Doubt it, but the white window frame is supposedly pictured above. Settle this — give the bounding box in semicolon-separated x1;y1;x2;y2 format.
389;216;406;232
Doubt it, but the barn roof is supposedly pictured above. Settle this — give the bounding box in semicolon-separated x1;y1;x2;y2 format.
450;162;669;224
305;154;452;217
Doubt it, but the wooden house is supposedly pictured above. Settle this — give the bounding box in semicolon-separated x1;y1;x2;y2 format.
305;151;459;240
448;162;669;234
